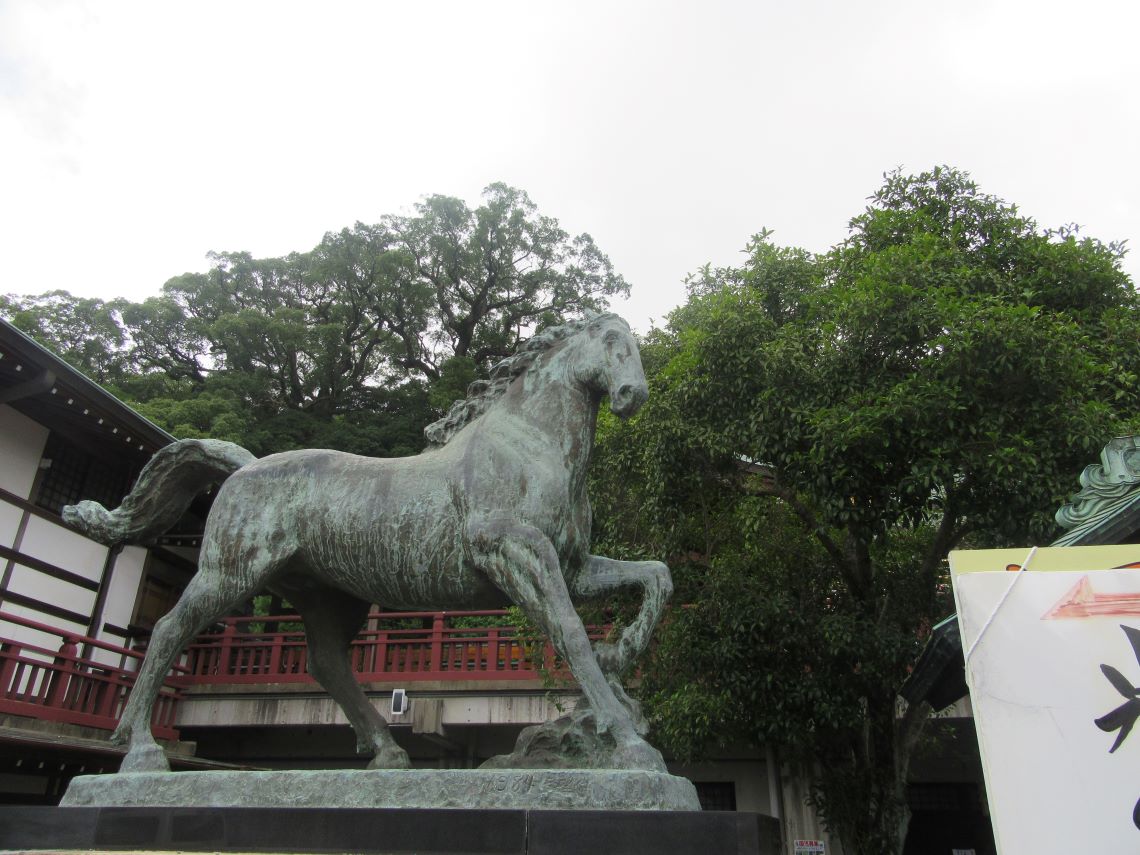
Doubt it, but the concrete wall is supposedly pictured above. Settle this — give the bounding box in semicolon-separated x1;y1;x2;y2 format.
667;758;775;816
779;762;845;855
176;687;571;731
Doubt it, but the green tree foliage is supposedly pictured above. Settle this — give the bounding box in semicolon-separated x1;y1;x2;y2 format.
382;183;629;377
0;290;129;382
3;184;626;457
591;167;1139;855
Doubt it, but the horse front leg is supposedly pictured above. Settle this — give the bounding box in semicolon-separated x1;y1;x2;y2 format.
467;516;666;773
571;555;673;677
569;555;673;735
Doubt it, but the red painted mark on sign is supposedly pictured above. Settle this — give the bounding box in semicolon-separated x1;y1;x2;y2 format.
1043;574;1140;619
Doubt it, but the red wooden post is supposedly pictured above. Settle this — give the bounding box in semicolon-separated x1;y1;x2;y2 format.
267;632;283;677
0;642;21;697
151;691;171;732
218;622;237;678
96;669;121;719
46;637;79;709
364;633;377;673
377;631;389;674
352;636;366;675
429;613;444;674
184;641;205;677
487;628;499;674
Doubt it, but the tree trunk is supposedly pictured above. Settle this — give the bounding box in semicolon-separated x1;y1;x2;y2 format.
818;689;921;855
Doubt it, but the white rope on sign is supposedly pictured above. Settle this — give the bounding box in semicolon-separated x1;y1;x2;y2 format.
963;545;1038;664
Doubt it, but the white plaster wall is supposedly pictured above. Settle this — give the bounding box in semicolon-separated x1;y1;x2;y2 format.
20;515;107;583
88;648;111;668
5;515;105;637
0;501;23;548
0;601;84;650
98;545;147;640
0;405;48;499
4;563;96;618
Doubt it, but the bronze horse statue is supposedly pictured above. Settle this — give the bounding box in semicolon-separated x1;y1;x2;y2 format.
66;313;673;773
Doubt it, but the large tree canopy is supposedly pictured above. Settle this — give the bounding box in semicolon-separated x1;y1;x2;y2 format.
385;183;628;376
591;167;1139;855
0;290;129;383
3;184;627;456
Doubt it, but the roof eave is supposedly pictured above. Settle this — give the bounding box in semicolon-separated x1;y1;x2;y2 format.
0;317;176;450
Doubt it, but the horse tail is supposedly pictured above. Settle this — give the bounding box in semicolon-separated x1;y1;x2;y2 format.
62;438;257;546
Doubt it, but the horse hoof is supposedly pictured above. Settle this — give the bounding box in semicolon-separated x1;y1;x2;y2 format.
367;745;411;770
625;700;650;737
118;743;169;774
611;740;667;774
605;680;649;736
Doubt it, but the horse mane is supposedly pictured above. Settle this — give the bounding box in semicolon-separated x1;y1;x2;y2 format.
424;314;612;448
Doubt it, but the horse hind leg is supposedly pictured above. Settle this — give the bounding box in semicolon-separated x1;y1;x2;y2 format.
296;588;410;769
114;572;239;771
114;548;287;772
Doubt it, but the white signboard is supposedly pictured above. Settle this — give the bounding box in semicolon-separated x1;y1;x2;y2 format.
950;547;1140;854
793;841;825;855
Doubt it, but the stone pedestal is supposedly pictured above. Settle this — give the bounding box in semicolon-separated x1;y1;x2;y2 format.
61;768;701;811
0;806;783;854
11;768;784;853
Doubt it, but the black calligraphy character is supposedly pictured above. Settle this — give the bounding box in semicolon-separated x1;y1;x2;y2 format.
1094;624;1140;753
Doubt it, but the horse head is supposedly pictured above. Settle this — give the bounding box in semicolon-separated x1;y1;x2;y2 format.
576;313;649;418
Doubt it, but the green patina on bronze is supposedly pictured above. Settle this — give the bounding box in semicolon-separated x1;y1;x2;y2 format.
64;313;674;777
1054;435;1140;546
61;768;701;811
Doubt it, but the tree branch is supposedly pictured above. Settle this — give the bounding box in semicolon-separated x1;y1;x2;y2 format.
918;479;974;582
895;698;932;784
758;477;859;587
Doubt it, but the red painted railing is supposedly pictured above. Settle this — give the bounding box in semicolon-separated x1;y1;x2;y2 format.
0;609;593;737
0;611;183;739
179;610;597;685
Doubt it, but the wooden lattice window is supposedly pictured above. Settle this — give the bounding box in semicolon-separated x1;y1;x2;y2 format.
34;433;136;516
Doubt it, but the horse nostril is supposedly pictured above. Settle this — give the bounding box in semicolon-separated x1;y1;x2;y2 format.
613;383;646;414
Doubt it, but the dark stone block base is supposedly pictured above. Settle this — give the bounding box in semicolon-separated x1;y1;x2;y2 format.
0;805;782;854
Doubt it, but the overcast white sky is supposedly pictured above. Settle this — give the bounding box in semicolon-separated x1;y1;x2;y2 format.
2;0;1137;332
